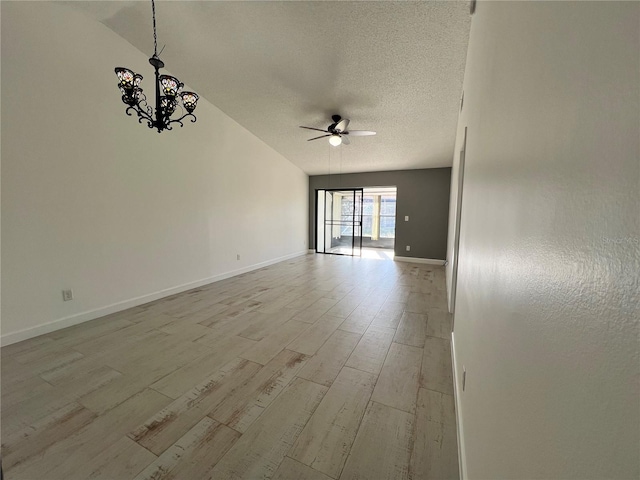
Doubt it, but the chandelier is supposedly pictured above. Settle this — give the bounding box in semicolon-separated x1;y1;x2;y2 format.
114;0;199;133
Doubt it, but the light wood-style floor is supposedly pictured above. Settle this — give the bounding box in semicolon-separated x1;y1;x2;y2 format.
1;254;459;480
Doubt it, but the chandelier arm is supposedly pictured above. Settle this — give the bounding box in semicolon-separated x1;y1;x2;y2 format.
137;92;151;114
125;103;155;130
124;105;137;117
167;113;197;128
127;101;154;123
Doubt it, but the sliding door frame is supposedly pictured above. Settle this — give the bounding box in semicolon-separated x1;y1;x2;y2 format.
315;188;364;257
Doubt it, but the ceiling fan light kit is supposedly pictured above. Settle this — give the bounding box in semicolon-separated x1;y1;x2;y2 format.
114;0;199;133
300;114;376;146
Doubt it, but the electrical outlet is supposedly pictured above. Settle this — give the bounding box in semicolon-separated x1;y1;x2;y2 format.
405;215;409;221
406;245;411;252
462;366;467;391
62;289;73;301
236;254;240;261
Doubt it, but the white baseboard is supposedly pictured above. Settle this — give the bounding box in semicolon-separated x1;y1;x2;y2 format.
394;256;446;265
308;249;316;254
1;250;309;347
451;332;467;479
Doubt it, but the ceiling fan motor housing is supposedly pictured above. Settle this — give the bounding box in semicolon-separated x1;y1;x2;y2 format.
299;115;374;143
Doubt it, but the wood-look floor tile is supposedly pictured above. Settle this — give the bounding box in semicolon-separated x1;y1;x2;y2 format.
105;330;211;374
326;296;364;318
338;310;374;335
1;372;55;410
78;365;172;414
151;335;256;398
1;335;55;358
345;325;395;375
158;321;213;340
322;286;352;301
425;308;452;340
131;357;261;454
406;292;430;314
7;388;171;480
210;349;308;433
420;336;454;395
371;301;405;329
426;292;449;311
82;436;157;480
209;377;327;479
292;297;340;324
371;342;422;414
340;401;414;480
410;388;459;480
170;301;231;324
394;312;428;348
133;417;240;480
235;310;298;341
2;257;457;479
13;345;84;376
419;388;456;426
386;286;411;304
360;289;390;311
258;292;304;314
272;457;334;480
289;367;376;478
2;387;79;437
297;330;362;387
45;316;134;349
71;314;173;355
165;295;225;317
287;315;344;356
218;285;270;306
241;319;310;365
43;364;123;400
285;290;326;311
198;299;263;327
1;402;97;471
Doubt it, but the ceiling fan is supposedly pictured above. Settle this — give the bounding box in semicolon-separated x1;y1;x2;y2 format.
300;115;376;146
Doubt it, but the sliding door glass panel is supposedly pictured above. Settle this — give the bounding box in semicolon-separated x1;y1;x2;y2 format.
380;194;396;238
318;189;363;256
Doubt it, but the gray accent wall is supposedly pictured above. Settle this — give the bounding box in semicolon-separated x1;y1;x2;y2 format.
309;168;451;260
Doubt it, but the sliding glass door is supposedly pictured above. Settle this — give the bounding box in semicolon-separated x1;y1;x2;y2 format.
316;189;363;256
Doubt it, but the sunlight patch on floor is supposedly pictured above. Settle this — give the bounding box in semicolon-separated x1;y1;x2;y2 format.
360;248;394;260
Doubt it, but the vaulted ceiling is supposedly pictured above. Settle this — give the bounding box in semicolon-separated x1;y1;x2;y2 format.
66;1;471;175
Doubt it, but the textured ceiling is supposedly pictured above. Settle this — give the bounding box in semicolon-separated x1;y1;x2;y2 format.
66;1;471;175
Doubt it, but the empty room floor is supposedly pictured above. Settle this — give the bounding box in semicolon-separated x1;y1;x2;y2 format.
1;254;459;480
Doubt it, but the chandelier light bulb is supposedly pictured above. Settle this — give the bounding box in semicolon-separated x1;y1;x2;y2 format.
329;134;342;146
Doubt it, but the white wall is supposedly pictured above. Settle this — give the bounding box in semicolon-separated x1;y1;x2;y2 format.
1;2;308;345
448;1;639;478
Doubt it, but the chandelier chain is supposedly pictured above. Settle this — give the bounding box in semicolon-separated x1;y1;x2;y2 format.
151;0;158;56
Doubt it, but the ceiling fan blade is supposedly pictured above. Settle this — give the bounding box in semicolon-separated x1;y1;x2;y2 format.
300;126;329;133
334;118;350;133
341;135;351;145
307;134;332;141
346;130;376;136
